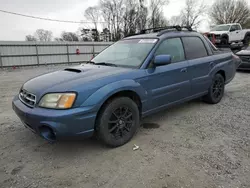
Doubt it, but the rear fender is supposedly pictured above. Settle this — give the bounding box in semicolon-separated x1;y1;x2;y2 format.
81;79;147;108
209;57;235;83
244;32;250;39
244;32;250;43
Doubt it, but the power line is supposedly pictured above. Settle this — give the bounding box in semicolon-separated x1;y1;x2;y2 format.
0;9;106;24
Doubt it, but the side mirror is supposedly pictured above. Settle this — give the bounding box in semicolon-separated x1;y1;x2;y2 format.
153;55;171;66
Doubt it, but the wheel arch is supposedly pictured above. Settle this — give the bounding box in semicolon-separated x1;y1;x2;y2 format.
243;32;250;45
221;33;229;40
216;70;226;81
94;90;142;130
81;79;146;107
98;90;142;115
244;32;250;39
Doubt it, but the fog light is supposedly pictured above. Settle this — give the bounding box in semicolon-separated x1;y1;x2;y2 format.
39;126;56;142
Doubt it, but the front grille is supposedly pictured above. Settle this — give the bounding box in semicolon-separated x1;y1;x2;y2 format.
206;34;221;42
215;34;221;39
19;89;36;107
206;34;213;41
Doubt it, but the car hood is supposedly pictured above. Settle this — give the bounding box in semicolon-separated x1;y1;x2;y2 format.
236;49;250;56
22;64;132;98
209;31;229;35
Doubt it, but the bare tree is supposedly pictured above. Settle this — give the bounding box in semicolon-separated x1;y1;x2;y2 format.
100;1;112;40
148;0;169;28
54;38;64;42
84;6;100;41
137;0;148;31
210;0;250;26
243;18;250;29
180;0;207;28
85;0;172;41
61;32;79;41
79;28;94;41
100;0;125;41
123;0;139;36
25;35;37;41
168;15;183;26
169;0;206;28
34;29;53;42
101;28;111;41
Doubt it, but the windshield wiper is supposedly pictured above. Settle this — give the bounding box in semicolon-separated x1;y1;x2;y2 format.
87;61;117;67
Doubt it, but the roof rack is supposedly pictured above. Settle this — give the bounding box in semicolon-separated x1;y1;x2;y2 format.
139;25;193;35
124;25;194;38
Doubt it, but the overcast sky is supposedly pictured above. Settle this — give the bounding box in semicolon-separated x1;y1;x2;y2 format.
0;0;243;41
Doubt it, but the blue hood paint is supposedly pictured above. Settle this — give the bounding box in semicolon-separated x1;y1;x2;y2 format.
22;64;139;105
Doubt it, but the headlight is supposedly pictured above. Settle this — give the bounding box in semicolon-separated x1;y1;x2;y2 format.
39;93;76;109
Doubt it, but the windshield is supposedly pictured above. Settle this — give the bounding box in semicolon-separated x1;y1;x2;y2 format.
211;25;231;31
91;38;158;68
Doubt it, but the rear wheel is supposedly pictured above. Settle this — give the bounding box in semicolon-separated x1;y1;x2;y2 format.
243;36;250;50
96;97;140;147
203;74;225;104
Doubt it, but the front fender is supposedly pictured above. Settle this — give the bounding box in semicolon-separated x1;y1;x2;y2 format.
81;79;147;108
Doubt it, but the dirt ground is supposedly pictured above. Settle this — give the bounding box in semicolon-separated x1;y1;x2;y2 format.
0;65;250;188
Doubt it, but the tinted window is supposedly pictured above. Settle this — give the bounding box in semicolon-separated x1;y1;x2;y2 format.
231;25;238;31
155;38;185;63
235;25;241;30
182;37;208;60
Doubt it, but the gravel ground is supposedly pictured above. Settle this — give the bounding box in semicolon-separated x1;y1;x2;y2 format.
0;65;250;188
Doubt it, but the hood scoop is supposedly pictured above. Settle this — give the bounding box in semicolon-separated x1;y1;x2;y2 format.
64;68;82;73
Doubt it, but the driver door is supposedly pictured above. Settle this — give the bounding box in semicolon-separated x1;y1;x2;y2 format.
144;38;191;111
229;24;242;42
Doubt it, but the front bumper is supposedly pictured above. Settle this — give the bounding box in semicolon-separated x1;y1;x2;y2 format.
237;61;250;70
237;56;250;70
12;95;97;141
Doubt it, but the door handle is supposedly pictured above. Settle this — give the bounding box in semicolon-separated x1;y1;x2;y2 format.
180;68;187;73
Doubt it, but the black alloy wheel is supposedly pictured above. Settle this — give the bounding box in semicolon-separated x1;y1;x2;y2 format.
212;76;224;100
203;73;225;104
96;97;140;147
108;106;134;140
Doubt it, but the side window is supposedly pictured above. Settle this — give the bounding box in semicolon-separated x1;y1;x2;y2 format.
155;38;185;63
182;37;208;60
236;25;241;30
230;25;238;31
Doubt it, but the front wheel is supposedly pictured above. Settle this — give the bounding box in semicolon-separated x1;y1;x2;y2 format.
96;97;140;147
203;74;225;104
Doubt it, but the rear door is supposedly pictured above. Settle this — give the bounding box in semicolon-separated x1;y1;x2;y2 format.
182;36;214;96
144;38;191;110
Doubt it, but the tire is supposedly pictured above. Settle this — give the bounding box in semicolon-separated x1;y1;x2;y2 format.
221;38;228;45
203;73;225;104
96;97;140;147
220;37;229;48
243;36;250;50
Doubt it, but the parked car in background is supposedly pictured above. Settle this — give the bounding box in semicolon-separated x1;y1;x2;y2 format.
236;48;250;70
206;23;250;50
12;26;241;147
